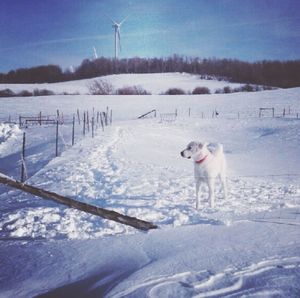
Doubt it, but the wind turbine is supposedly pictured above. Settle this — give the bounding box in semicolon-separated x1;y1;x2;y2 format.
107;15;128;59
93;46;98;59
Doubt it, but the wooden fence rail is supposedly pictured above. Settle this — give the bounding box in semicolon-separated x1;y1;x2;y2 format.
0;174;158;231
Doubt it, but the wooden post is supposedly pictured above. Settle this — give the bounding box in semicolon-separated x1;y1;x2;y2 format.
77;109;81;125
100;113;104;131
110;109;112;125
272;108;275;118
72;115;75;146
175;109;178;117
92;117;94;138
87;111;90;132
57;109;60;121
19;116;22;128
83;112;86;136
188;108;191;117
0;174;158;231
55;120;59;157
21;132;26;182
39;111;42;125
104;107;108;126
283;108;285;117
259;108;262;118
97;111;99;124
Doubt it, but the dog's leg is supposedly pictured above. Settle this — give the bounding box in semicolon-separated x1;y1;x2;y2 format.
220;173;227;200
195;179;201;209
208;177;215;208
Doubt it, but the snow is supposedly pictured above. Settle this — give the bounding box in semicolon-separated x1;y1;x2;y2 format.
0;72;244;95
0;123;22;158
0;73;300;297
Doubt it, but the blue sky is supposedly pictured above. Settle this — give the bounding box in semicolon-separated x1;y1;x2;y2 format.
0;0;300;72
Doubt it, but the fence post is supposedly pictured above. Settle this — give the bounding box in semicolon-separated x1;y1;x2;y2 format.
19;116;22;128
72;115;75;146
39;111;42;125
87;111;90;132
175;109;178;117
188;108;191;117
55;120;59;157
105;107;109;126
77;109;81;125
100;112;104;131
272;108;275;118
83;112;86;136
283;108;285;117
21;132;26;182
92;117;94;138
110;109;113;125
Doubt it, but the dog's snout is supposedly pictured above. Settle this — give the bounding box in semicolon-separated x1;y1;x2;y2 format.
180;151;184;157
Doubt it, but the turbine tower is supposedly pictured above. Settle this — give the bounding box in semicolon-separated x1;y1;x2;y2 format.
107;16;128;59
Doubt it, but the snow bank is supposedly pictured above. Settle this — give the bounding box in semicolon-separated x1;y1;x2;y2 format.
0;123;22;158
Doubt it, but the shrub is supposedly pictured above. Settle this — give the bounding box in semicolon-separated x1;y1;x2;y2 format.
241;84;254;92
88;79;114;95
0;89;15;97
18;90;33;97
223;86;232;94
117;86;150;95
214;88;223;94
192;86;211;94
164;88;185;95
33;89;55;96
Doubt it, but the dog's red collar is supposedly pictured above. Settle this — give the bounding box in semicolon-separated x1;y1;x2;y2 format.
195;155;209;164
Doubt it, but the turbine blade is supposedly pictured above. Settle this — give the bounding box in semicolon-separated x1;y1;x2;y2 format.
120;15;129;26
105;14;117;25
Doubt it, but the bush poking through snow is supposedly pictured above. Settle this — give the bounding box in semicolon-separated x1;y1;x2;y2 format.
33;89;55;96
88;79;115;95
0;89;15;97
164;88;186;95
117;86;151;95
192;86;211;94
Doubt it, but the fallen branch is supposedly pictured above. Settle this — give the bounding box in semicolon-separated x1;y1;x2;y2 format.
0;174;158;231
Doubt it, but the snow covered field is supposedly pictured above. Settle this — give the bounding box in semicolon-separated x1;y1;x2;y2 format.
0;72;243;95
0;75;300;297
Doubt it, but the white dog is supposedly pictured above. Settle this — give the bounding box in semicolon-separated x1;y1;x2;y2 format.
180;141;227;209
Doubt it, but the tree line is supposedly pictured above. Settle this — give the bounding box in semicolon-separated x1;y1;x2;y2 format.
1;55;299;88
